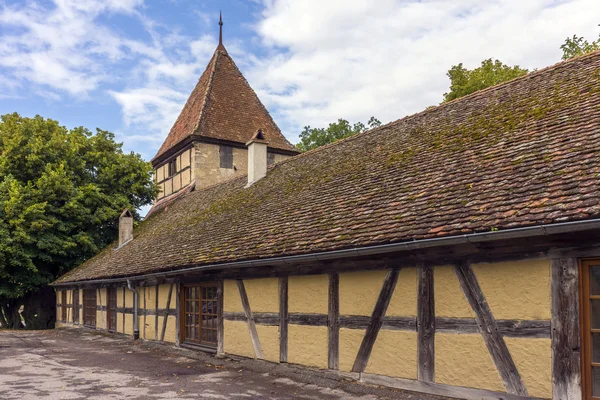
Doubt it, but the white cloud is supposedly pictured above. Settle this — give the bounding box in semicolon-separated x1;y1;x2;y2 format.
3;0;600;158
0;0;147;96
248;0;600;141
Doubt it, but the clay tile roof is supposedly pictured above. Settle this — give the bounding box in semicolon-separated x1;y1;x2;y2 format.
56;51;600;284
152;45;298;164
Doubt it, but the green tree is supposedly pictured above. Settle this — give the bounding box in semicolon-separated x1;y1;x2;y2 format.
443;59;529;102
561;33;600;60
297;116;381;152
0;113;157;329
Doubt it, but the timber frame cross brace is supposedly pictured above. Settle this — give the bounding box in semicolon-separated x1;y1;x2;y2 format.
231;261;585;398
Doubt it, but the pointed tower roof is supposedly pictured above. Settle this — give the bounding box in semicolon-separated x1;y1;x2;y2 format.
152;16;298;164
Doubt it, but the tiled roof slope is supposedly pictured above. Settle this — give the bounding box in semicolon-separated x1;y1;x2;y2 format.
57;51;600;283
152;46;298;163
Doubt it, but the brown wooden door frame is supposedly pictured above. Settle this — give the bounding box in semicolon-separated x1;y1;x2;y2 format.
179;282;219;348
107;287;117;332
581;259;600;399
61;290;67;322
72;289;79;324
83;288;96;328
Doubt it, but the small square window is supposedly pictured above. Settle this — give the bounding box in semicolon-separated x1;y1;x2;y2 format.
220;146;233;169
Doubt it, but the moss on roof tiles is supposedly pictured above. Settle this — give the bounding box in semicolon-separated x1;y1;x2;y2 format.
55;51;600;284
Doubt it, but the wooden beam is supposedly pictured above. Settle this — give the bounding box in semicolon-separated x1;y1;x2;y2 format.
352;268;400;373
454;263;528;396
417;264;434;383
175;283;180;346
279;277;288;363
551;258;581;400
328;273;340;370
360;373;540;400
160;283;174;342
341;315;416;331
237;280;264;360
154;285;159;341
122;287;125;334
217;281;224;354
436;317;551;338
143;286;147;340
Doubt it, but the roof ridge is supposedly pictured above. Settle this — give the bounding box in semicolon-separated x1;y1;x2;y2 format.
276;50;600;166
193;49;222;135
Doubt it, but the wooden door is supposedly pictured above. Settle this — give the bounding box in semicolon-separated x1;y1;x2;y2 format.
582;259;600;399
83;289;96;327
180;283;219;347
107;287;117;332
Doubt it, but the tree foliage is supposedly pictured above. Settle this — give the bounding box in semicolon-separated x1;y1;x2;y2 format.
0;113;156;328
561;33;600;60
296;117;381;152
443;58;529;103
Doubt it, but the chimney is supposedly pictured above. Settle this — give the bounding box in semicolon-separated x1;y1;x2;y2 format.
118;209;133;247
246;130;268;187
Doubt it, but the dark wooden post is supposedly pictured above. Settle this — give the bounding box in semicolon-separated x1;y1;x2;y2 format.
217;281;224;354
417;264;435;382
328;273;340;370
279;277;288;363
154;285;159;341
551;258;581;400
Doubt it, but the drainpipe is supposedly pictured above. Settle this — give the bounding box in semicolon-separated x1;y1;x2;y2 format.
126;279;139;340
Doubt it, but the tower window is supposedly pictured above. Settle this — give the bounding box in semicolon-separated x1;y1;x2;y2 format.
168;159;177;177
220;146;233;169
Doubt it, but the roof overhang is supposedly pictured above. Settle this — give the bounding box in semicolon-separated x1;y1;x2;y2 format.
52;218;600;287
151;135;300;167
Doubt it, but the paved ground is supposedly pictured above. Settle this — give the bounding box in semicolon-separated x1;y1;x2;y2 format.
0;329;446;400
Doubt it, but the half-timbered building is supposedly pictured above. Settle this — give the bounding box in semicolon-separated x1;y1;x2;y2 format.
53;35;600;399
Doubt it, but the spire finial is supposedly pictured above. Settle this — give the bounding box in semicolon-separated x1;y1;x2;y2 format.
218;11;223;47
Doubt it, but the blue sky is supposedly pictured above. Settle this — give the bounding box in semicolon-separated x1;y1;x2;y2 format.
1;0;600;162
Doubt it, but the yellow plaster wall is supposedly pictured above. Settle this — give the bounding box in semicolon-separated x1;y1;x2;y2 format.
117;312;124;333
124;314;133;335
435;266;475;318
256;324;279;362
288;275;328;314
144;314;156;340
146;285;157;311
124;288;134;308
472;260;551;320
506;337;552;398
339;271;384;316
339;328;364;372
366;330;418;379
96;288;107;330
223;280;241;312
246;278;279;313
224;279;279;313
288;325;327;369
157;315;177;343
436;332;504;392
117;287;124;307
158;284;174;309
387;268;417;317
224;320;255;359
